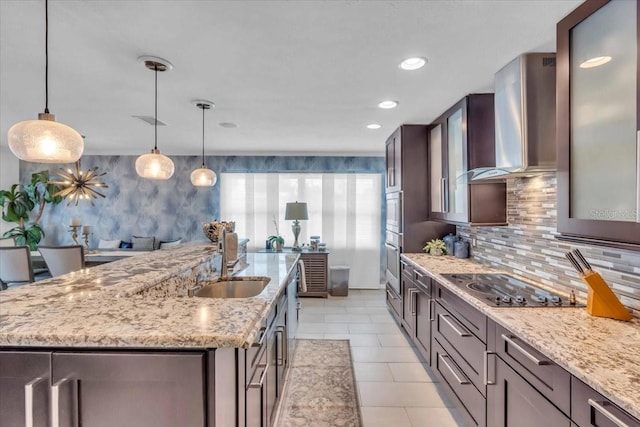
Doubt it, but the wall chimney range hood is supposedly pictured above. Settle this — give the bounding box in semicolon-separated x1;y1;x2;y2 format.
470;53;557;181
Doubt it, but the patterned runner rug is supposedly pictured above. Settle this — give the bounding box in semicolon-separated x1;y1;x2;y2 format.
275;339;363;427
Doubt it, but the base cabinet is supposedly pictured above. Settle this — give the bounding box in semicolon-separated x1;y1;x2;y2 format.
488;356;570;427
0;352;50;427
386;282;402;323
571;376;640;427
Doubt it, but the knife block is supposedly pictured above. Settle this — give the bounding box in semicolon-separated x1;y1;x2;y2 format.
581;271;632;321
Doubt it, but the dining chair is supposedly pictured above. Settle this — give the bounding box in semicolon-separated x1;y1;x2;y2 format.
0;236;16;247
0;246;34;290
38;245;85;277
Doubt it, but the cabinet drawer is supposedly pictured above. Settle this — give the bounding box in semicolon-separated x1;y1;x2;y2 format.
401;258;413;279
572;376;640;427
433;303;486;395
433;338;486;427
435;281;486;342
492;322;571;416
413;268;431;293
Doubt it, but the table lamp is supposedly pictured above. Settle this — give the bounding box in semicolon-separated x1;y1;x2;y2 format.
285;202;308;251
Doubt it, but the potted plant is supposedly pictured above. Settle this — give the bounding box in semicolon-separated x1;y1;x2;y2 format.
0;171;62;250
267;215;284;251
423;238;447;256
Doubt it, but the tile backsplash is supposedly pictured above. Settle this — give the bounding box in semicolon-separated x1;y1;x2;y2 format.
458;173;640;314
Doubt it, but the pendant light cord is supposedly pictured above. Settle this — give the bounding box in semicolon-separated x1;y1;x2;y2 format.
201;106;206;167
44;0;49;114
154;65;158;150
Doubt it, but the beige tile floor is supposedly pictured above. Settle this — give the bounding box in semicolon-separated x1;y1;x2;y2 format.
297;289;464;427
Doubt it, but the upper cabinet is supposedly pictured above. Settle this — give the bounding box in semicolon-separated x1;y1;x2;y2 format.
385;127;402;193
557;0;640;248
429;94;507;225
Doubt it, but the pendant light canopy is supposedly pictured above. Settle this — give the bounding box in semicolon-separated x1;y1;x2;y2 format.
190;100;217;187
8;0;84;164
135;56;175;180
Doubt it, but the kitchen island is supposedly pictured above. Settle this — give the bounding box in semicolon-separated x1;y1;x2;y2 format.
0;243;300;426
402;253;640;425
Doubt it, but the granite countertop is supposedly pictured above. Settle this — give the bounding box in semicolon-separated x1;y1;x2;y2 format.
0;243;298;349
403;253;640;421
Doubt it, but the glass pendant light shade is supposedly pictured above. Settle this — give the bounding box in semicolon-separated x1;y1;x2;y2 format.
190;100;216;187
190;166;217;187
8;113;84;163
135;148;175;180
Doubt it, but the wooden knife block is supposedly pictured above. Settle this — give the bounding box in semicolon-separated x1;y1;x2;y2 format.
581;271;632;321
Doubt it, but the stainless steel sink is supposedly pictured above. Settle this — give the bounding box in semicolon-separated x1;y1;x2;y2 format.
193;277;271;298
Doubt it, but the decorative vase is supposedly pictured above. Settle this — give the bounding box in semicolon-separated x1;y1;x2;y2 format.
203;220;236;243
430;248;444;256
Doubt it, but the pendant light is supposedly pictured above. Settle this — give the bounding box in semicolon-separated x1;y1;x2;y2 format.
7;0;84;163
190;100;217;187
135;56;175;180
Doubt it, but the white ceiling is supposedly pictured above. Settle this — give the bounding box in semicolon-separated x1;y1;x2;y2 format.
0;0;581;157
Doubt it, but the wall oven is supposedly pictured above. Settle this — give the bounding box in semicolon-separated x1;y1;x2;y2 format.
385;231;401;294
386;192;402;234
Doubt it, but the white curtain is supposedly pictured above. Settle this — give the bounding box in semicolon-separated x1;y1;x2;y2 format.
220;172;381;288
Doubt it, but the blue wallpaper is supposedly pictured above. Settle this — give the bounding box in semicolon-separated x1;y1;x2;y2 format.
20;155;386;282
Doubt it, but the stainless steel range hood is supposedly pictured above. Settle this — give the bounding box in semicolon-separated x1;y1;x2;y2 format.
470;53;557;181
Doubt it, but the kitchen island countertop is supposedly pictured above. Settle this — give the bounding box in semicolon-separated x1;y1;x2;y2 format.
403;253;640;421
0;243;298;349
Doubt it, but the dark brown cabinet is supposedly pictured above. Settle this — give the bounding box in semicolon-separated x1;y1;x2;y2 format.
556;0;640;248
401;259;417;336
386;282;402;323
413;269;433;362
431;279;488;427
571;376;640;427
384;124;456;253
429;94;507;226
0;351;50;427
488;356;571;427
385;127;402;193
297;251;329;298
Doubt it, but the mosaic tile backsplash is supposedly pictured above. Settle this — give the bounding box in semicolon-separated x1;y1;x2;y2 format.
458;173;640;314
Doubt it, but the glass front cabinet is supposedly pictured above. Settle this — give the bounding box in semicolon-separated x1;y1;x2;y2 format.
557;0;640;247
428;94;507;226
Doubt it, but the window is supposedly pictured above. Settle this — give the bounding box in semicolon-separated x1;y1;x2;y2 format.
221;173;382;288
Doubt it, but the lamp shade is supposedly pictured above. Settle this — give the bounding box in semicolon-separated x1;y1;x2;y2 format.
285;202;309;220
190;166;217;187
8;114;84;163
135;149;175;180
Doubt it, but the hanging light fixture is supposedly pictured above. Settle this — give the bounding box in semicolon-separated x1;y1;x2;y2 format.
7;0;84;163
49;159;108;206
190;100;217;187
135;56;175;180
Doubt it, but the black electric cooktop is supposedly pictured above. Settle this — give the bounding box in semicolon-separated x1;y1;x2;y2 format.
440;273;580;307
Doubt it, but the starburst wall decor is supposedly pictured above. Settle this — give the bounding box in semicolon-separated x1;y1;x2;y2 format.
50;161;108;206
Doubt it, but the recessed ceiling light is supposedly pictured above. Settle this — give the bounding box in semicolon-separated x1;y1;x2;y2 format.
367;124;381;130
378;100;398;109
399;57;427;70
579;56;612;68
219;122;238;128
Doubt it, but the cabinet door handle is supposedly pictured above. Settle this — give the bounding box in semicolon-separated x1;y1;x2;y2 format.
484;351;496;386
25;376;46;427
386;289;397;300
409;288;418;315
588;399;630;427
438;354;470;385
249;363;269;388
501;334;550;366
275;327;286;366
51;377;74;427
439;313;471;337
429;299;435;321
252;327;267;347
441;178;447;212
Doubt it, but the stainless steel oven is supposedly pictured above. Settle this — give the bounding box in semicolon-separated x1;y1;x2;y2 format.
386;192;402;234
385;231;401;294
